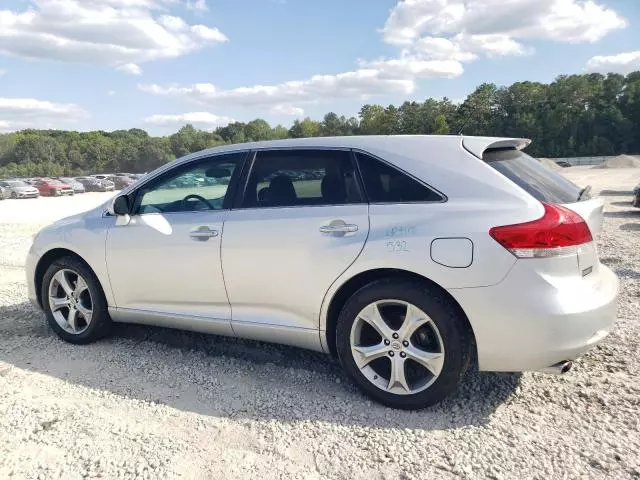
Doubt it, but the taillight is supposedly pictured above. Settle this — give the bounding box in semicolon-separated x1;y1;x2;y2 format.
489;203;592;258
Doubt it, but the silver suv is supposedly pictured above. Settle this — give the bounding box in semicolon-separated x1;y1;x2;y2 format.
26;136;618;409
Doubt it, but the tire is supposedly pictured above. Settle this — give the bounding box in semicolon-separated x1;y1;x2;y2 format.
336;279;470;409
10;191;17;199
41;256;112;344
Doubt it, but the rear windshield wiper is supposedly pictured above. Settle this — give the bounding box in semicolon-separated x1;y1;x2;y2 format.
577;185;592;202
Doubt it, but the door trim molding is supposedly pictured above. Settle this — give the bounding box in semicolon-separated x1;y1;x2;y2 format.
109;307;234;337
231;319;325;352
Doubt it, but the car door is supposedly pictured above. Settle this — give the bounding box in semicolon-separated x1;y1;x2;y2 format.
221;148;369;349
105;151;247;335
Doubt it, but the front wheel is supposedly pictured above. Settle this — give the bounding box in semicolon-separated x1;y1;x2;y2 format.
336;279;470;409
41;256;112;344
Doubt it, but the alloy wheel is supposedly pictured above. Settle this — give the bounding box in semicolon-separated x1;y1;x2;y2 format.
48;269;93;334
350;300;445;395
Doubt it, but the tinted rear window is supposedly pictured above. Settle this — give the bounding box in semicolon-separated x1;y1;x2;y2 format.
484;149;581;203
356;152;443;203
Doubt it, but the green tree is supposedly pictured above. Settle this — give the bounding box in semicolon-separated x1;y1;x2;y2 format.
432;115;450;134
2;71;640;178
244;119;273;141
289;118;321;138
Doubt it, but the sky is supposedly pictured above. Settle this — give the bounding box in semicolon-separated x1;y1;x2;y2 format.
0;0;639;135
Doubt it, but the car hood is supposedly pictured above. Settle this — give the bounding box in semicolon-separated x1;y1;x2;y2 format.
14;185;38;192
46;204;105;230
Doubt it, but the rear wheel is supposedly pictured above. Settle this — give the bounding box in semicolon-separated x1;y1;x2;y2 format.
41;256;112;344
336;279;469;409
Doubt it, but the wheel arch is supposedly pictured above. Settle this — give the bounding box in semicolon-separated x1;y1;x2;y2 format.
34;248;102;309
323;268;477;360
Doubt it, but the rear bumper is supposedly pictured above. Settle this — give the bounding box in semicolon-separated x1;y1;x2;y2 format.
449;263;618;372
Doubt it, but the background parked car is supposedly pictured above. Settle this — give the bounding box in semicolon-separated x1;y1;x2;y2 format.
108;175;136;190
57;177;86;194
76;177;115;192
0;184;7;200
0;179;40;198
34;178;74;196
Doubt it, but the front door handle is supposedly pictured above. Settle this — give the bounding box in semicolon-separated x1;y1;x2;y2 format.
319;220;358;237
190;226;219;241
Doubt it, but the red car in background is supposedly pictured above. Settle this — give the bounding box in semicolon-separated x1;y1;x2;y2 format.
34;178;74;196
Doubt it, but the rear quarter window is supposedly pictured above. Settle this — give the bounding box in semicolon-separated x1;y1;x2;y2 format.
484;149;581;204
355;152;443;203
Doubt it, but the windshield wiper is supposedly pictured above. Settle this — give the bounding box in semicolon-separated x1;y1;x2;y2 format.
577;185;592;202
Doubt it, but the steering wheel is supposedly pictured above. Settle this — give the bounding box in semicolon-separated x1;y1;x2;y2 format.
181;194;213;211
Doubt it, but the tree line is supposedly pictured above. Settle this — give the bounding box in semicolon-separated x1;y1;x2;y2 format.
1;71;639;178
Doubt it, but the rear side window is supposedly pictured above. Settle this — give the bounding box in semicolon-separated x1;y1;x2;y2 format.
242;149;363;208
355;152;443;203
484;149;581;203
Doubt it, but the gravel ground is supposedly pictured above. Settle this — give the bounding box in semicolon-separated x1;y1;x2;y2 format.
0;169;639;480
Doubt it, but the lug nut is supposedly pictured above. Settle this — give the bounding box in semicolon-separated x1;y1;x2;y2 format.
392;333;399;339
400;352;406;358
388;351;395;357
402;341;409;347
384;339;390;345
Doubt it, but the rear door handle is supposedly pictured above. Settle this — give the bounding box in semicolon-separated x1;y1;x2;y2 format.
190;226;219;241
319;221;358;237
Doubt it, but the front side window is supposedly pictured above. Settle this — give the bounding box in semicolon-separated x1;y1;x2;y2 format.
134;152;246;214
242;149;363;208
355;152;444;203
7;180;28;187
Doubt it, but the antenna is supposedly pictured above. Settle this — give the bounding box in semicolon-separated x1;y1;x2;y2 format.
457;104;477;135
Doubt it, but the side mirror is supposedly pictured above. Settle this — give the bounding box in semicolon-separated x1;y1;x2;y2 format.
113;195;131;215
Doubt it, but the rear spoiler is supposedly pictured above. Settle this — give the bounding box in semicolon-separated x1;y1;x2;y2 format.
462;137;531;159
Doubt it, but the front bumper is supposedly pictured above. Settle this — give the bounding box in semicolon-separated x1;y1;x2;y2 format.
17;191;39;198
26;246;41;309
449;263;618;372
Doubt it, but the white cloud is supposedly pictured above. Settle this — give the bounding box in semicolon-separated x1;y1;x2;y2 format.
457;34;526;57
358;56;464;78
0;0;228;71
139;55;463;110
136;0;623;118
0;69;5;76
586;51;640;75
413;36;477;62
108;90;116;96
271;105;304;116
0;97;88;132
144;112;235;128
382;0;626;51
116;63;143;75
186;0;208;12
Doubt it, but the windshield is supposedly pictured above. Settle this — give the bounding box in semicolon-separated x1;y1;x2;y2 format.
484;149;582;204
7;180;28;187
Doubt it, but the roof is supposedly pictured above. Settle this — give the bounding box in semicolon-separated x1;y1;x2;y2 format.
183;135;531;161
